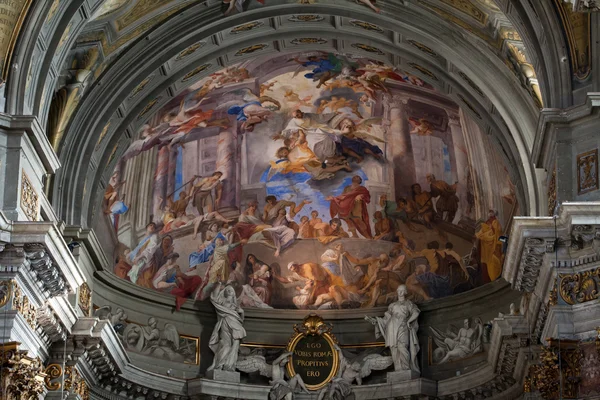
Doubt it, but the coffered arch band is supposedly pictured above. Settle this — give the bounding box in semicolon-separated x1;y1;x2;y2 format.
4;1;570;228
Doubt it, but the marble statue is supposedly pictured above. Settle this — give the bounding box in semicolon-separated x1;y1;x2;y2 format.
365;285;420;374
429;318;483;364
236;351;309;399
208;283;247;372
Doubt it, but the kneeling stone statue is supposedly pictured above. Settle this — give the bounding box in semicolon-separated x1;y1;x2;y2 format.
365;284;421;382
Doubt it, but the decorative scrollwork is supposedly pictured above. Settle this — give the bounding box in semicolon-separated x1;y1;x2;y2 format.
1;342;47;399
0;279;12;308
44;364;63;390
531;346;559;399
12;282;37;330
293;313;333;335
78;282;92;316
559;268;600;305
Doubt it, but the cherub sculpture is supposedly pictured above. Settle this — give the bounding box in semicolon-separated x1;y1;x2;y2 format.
236;351;309;399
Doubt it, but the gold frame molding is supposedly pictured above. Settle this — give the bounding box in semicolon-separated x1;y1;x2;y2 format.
285;314;340;391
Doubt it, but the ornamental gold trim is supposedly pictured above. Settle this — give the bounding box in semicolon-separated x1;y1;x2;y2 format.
44;364;62;390
285;314;340;391
559;268;600;305
20;171;39;221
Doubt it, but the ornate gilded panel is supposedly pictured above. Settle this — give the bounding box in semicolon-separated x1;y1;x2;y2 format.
20;171;39;221
577;149;598;195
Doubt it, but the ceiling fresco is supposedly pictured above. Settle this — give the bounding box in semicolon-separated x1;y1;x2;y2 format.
99;51;519;312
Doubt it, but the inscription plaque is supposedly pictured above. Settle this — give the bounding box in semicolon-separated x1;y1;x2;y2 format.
286;314;339;390
0;0;32;80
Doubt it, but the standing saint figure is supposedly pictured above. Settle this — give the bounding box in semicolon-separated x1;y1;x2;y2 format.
365;285;420;374
208;283;246;372
327;175;372;239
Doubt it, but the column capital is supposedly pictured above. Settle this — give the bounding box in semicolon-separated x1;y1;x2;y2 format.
383;93;409;106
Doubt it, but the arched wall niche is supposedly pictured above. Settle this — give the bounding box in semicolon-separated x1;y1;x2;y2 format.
45;3;546;232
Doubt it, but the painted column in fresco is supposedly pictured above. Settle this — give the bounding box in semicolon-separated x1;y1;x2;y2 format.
152;146;170;224
386;94;416;199
447;111;469;223
216;128;238;211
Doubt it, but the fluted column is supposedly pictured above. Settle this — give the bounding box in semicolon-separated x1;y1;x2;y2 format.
384;94;415;198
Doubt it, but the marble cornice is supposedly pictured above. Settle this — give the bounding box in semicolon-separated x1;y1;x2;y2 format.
533;92;600;166
0;213;85;297
0;114;61;173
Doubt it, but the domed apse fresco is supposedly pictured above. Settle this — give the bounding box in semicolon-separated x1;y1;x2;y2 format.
102;51;519;311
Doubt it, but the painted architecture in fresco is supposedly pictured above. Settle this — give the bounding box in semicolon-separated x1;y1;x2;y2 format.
101;52;519;311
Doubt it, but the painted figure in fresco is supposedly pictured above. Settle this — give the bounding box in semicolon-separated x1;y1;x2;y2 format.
233;201;271;241
103;171;128;216
345;252;399;307
475;210;503;282
365;285;421;374
192;210;232;240
121;123;172;162
207;236;247;284
222;0;264;15
261;208;297;257
262;195;310;225
127;222;160;284
208;283;246;372
245;254;273;304
356;0;381;13
411;183;435;228
152;253;203;310
157;195;194;234
192;172;223;215
189;232;226;269
313;218;350;244
379;194;422;233
333;117;384;163
274;262;332;307
427;174;459;223
373;211;395;241
292;53;351;88
317;96;363;118
327;175;372;239
408;117;434;136
137;235;174;289
298;216;312;238
222;88;280;132
114;245;132;281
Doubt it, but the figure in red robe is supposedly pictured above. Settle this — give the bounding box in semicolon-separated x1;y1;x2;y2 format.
327;175;373;239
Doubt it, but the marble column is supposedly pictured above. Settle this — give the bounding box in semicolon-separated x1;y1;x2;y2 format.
447;111;469;222
385;94;415;199
216;128;238;211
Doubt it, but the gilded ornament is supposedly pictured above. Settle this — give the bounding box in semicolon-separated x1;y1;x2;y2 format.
12;282;37;330
235;44;268;56
176;42;205;60
408;40;437;57
554;0;592;80
531;345;559;399
137;97;161;120
351;43;385;55
595;327;600;355
559;268;600;305
293;313;333;335
350;20;384;32
458;71;483;97
94;121;112;151
64;365;88;399
457;94;482;119
288;14;324;22
44;364;63;390
230;21;264;34
576;149;598;195
0;280;13;308
182;64;212;82
107;144;119;166
129;76;153;98
547;167;556;216
1;343;47;399
408;63;438;81
437;0;489;25
291;38;327;45
20;171;39;221
78;282;92;316
548;282;558;306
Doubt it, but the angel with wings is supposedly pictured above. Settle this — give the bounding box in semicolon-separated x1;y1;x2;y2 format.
408;117;434;136
318;345;393;400
122;317;181;359
222;88;281;132
336;117;385;163
429;318;483;364
236;351;309;399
